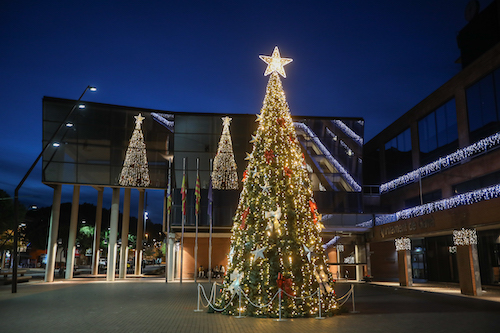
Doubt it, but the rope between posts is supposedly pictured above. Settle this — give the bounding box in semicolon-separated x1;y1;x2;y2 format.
337;285;354;307
239;288;281;308
281;288;319;299
198;283;238;312
197;283;356;314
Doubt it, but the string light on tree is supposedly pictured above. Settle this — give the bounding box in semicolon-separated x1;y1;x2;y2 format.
212;116;239;189
119;113;150;187
215;47;337;318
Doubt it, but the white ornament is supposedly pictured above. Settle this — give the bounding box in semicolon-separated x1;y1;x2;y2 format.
251;246;267;260
303;244;314;262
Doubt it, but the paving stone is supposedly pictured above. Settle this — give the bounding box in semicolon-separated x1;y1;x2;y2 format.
1;279;499;333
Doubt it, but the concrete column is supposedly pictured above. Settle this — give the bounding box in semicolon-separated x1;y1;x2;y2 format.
167;233;176;281
45;184;62;282
1;250;6;269
119;188;131;279
410;122;420;169
355;244;363;282
456;244;482;296
106;188;120;281
455;87;470;148
65;185;80;279
135;189;145;275
91;188;104;275
397;250;413;287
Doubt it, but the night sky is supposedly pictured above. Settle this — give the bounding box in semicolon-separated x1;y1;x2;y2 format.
1;0;489;222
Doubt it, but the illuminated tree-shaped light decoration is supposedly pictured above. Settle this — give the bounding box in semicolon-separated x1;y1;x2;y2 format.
119;113;150;187
216;47;337;318
212;116;239;189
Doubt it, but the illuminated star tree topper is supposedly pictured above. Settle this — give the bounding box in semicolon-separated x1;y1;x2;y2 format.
259;46;293;78
119;113;151;187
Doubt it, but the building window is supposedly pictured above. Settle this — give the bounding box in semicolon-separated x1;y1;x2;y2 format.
466;67;500;142
452;170;500;195
404;189;442;208
384;128;412;180
418;99;458;165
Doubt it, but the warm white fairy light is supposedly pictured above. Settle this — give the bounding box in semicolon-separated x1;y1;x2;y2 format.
212;116;239;189
453;228;477;246
259;46;293;78
294;122;362;192
381;131;500;193
395;237;411;251
216;48;337;318
119;113;150;187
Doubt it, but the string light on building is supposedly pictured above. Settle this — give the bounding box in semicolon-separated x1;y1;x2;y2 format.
380;131;500;193
395;237;411;251
294;122;362;192
332;119;363;146
360;184;500;227
453;228;478;246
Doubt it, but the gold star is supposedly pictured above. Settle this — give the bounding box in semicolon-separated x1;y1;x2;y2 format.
134;113;145;129
259;46;293;78
222;116;232;127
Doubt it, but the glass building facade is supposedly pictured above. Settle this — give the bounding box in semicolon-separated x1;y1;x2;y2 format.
43;97;365;228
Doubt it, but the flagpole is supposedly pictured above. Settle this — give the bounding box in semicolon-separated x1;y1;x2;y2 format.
180;157;186;284
194;158;200;283
208;158;213;284
165;159;172;283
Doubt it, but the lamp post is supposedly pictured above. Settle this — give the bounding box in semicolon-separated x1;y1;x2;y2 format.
12;86;96;293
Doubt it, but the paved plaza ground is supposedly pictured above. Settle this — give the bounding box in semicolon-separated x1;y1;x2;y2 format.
1;276;500;333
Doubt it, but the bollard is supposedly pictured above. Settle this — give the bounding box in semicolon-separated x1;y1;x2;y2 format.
235;287;245;318
350;284;359;314
194;284;203;312
316;285;325;319
275;288;286;321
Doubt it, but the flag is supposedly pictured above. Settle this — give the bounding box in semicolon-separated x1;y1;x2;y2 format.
181;171;187;216
166;173;172;215
207;179;213;218
195;172;201;215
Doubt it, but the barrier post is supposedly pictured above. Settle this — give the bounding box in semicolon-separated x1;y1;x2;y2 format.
275;289;287;321
350;284;359;314
235;287;245;318
194;284;203;312
316;285;325;319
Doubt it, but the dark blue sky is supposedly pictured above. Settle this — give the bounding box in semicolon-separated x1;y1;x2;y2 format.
0;0;489;222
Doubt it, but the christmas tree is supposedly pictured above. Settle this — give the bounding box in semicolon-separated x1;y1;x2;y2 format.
212;116;239;189
119;113;151;187
215;47;337;317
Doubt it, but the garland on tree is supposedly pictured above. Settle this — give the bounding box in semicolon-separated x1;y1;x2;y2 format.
215;47;337;318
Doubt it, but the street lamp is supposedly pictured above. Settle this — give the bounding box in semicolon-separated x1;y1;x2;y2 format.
12;85;96;293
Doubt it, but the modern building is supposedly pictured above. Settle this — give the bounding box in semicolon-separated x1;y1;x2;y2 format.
364;0;500;295
41;96;365;282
